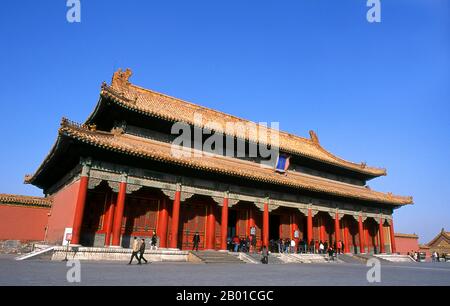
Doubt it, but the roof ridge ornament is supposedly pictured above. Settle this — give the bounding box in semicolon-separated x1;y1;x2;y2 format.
111;68;133;88
309;130;320;145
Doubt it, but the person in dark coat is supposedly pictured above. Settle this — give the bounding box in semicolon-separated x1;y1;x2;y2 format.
245;236;251;253
138;238;148;264
277;239;283;253
151;232;158;250
261;245;269;264
327;246;335;261
251;234;257;253
309;240;315;253
192;232;200;251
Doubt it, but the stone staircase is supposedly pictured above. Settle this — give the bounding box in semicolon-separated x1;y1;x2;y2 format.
243;252;285;264
288;253;331;264
338;254;366;264
191;251;246;264
243;252;332;264
352;253;390;264
374;254;416;263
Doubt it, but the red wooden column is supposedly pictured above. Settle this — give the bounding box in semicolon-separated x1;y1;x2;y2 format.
111;176;127;247
343;218;350;253
220;197;229;250
104;193;116;246
307;209;313;245
71;162;90;245
169;188;181;249
389;219;396;254
379;217;385;253
334;212;341;246
263;202;269;247
319;215;326;242
364;225;370;253
157;198;169;248
206;203;216;250
358;216;365;253
292;213;299;242
248;207;255;236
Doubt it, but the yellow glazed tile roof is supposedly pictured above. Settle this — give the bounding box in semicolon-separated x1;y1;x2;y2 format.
0;194;52;208
95;69;387;177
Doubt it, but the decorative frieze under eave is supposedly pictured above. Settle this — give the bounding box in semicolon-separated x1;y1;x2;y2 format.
83;159;395;221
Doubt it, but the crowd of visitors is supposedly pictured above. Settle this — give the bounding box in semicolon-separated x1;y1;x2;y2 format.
226;235;343;261
268;238;343;258
430;251;449;262
227;235;258;253
405;250;449;262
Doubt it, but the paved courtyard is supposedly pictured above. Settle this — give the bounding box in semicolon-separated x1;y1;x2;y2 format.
0;255;449;286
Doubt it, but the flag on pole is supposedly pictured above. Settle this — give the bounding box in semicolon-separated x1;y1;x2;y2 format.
275;154;290;173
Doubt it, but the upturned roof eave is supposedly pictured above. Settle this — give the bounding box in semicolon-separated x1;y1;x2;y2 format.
24;135;64;187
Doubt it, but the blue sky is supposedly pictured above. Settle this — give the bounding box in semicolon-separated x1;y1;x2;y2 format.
0;0;449;243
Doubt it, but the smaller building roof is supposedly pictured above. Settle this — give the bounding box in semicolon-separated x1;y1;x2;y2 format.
426;228;450;248
394;233;419;239
0;194;52;208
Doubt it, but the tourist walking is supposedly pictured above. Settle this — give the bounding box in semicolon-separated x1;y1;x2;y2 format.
309;240;315;253
128;237;140;265
290;239;296;254
261;245;269;264
227;237;232;251
232;236;239;252
337;240;342;254
319;241;325;254
138;238;148;264
151;232;158;251
192;232;200;251
246;236;251;253
277;238;283;253
251;235;257;253
328;246;335;261
284;239;290;253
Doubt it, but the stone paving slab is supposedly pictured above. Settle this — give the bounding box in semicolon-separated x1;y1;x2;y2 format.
0;255;449;286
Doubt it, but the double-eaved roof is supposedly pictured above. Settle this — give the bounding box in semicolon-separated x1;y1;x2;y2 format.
25;69;413;206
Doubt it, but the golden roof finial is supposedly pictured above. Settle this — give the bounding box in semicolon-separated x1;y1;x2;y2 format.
111;68;133;88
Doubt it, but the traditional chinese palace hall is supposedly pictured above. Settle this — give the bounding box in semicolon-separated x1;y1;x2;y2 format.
19;69;412;254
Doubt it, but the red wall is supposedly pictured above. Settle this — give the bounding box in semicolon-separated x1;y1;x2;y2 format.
0;205;50;241
395;235;419;255
46;180;80;244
